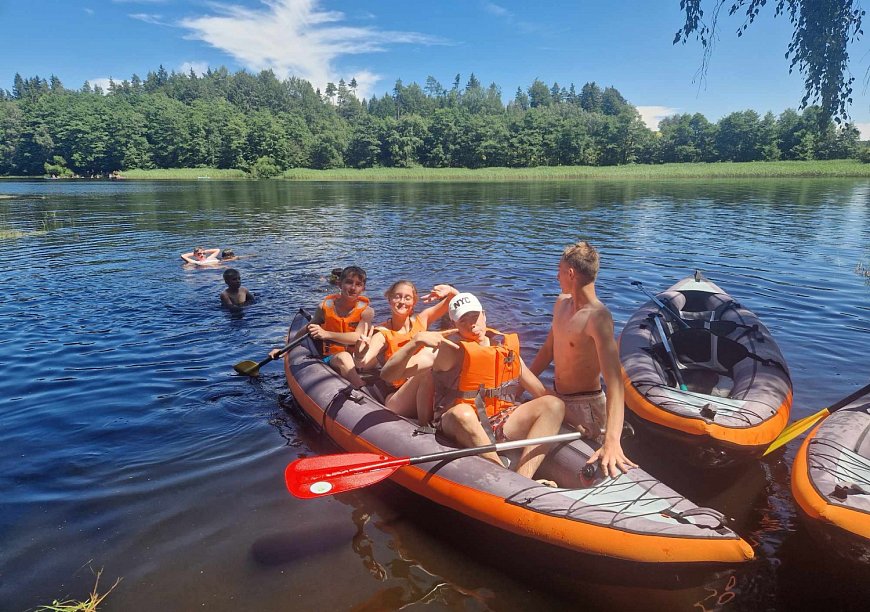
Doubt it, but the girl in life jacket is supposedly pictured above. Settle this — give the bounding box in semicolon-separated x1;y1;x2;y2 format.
353;280;458;414
295;266;375;387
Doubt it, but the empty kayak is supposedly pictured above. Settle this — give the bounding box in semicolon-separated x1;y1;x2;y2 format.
283;310;754;565
792;391;870;564
619;272;792;467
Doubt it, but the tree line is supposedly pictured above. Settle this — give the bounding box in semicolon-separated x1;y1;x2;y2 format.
0;66;865;178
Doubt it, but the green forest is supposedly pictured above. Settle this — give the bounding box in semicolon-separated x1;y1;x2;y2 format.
0;66;866;178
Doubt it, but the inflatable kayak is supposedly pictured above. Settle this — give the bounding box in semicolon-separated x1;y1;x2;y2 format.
792;391;870;563
619;272;792;468
282;310;754;565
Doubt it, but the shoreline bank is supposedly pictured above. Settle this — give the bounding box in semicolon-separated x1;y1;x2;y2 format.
4;160;870;181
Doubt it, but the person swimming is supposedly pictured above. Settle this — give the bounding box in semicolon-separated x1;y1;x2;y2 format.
220;268;254;310
181;246;220;265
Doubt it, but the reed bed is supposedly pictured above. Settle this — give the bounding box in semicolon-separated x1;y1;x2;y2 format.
40;160;870;181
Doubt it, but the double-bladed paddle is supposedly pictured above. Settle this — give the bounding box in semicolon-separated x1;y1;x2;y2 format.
233;332;311;376
285;431;587;498
631;280;690;329
650;313;688;391
632;281;688;391
762;381;870;456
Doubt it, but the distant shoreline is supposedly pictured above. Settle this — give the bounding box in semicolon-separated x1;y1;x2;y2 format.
4;160;870;182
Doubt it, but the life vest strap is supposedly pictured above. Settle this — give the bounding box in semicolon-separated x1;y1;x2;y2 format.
458;377;520;401
474;386;499;444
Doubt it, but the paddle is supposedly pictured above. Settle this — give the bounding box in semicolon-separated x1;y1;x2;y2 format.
631;280;689;329
762;381;870;456
233;332;311;376
650;313;688;391
285;431;586;498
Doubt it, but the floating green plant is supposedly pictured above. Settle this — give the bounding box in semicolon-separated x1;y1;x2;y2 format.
36;569;121;612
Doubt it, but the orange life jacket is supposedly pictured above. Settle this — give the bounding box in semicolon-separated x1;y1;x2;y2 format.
376;316;426;388
320;294;370;356
435;328;522;418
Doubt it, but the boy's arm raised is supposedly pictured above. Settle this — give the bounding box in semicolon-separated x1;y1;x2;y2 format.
417;284;458;327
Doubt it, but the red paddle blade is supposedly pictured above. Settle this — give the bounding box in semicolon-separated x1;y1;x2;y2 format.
285;452;408;498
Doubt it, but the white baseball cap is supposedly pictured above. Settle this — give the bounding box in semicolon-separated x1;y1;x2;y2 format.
448;292;483;321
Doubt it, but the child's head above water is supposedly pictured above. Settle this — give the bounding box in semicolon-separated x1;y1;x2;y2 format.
223;268;241;286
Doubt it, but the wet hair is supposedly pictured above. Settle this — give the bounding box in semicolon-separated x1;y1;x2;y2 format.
193;246;204;255
223;268;240;281
221;249;235;258
340;265;367;285
384;280;418;302
561;241;599;283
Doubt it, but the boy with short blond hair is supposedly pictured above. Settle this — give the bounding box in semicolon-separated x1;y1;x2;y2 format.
530;241;637;478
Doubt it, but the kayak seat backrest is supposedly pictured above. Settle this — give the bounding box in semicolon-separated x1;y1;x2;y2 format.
671;328;713;365
658;290;687;314
676;290;716;312
670;329;750;375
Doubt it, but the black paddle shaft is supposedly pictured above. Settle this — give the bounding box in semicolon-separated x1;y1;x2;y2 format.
631;281;689;329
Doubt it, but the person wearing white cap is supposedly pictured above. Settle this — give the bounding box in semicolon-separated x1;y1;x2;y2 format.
530;241;637;478
416;292;565;483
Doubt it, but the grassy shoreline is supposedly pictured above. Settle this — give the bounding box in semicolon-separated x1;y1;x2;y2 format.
7;160;870;182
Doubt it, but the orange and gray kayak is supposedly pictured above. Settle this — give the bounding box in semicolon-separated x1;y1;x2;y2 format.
619;272;792;467
284;310;753;565
791;392;870;563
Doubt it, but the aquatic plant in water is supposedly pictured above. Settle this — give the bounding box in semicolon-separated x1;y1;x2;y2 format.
35;569;121;612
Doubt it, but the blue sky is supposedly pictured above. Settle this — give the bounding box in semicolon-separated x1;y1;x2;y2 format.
2;1;868;137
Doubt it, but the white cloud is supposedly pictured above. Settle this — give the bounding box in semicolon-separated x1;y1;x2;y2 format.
636;105;680;131
175;0;446;99
856;122;870;141
481;1;550;35
87;77;115;93
482;2;511;18
83;8;94;15
130;13;167;26
179;61;210;76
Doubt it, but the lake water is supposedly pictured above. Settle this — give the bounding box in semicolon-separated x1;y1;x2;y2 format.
1;178;868;611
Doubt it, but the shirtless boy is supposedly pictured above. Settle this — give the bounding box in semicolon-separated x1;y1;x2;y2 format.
530;241;637;478
220;268;254;309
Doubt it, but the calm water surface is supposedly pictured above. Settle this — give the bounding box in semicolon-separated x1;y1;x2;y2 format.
1;179;869;611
